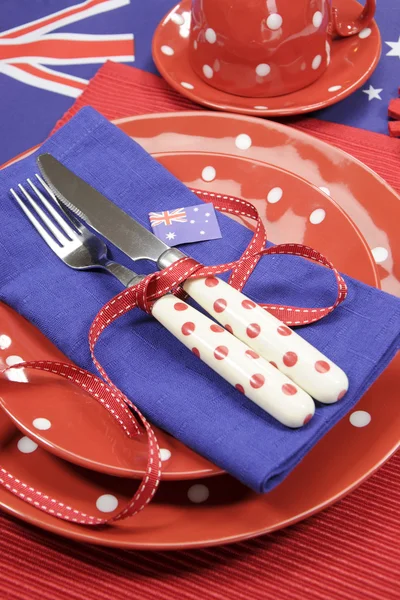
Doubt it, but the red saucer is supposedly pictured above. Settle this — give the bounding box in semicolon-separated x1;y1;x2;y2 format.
152;0;381;117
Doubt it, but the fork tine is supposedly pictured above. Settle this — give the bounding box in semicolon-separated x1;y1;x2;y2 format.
35;174;83;233
27;177;78;240
10;188;61;254
17;183;69;246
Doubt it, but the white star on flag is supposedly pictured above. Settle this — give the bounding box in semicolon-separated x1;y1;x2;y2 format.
362;85;383;101
166;232;176;240
193;207;199;212
385;37;400;58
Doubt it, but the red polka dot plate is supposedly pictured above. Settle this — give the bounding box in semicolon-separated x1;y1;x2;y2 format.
152;0;381;117
1;112;399;549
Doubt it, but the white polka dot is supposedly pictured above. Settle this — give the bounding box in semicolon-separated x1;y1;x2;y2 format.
328;85;342;92
205;28;216;44
202;166;216;182
309;208;326;224
200;230;205;235
188;484;209;503
371;247;389;264
349;410;371;427
359;27;372;39
96;494;119;513
32;418;51;431
193;40;198;50
202;64;213;79
4;355;28;383
312;55;322;70
160;448;171;461
181;81;194;90
300;62;307;71
190;220;195;224
0;334;11;350
256;63;271;77
266;13;283;30
254;105;268;109
267;187;283;204
235;133;252;150
161;45;174;56
17;437;38;454
312;11;323;28
171;13;185;25
6;355;23;367
205;213;210;217
213;58;221;72
319;186;331;196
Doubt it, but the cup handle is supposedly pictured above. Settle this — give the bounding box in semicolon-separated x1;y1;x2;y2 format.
330;0;376;38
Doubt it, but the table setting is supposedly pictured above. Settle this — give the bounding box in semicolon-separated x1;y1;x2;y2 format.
0;0;399;598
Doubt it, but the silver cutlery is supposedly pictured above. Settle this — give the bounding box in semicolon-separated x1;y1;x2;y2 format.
10;176;316;428
37;153;349;405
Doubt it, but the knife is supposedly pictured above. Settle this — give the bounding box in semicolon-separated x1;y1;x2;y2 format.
37;153;349;405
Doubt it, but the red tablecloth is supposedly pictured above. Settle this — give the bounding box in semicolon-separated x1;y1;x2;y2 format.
1;62;399;600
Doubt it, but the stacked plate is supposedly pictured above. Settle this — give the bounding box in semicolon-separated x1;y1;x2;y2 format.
1;111;399;548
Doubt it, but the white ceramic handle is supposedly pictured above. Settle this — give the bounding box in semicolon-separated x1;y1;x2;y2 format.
183;277;349;404
151;295;315;428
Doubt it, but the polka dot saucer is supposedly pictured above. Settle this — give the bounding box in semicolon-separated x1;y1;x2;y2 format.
152;0;381;117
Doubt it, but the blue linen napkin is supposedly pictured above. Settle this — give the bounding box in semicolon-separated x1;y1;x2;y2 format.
1;107;399;493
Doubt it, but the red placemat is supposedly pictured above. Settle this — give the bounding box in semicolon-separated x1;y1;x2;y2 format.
52;62;400;196
1;62;399;600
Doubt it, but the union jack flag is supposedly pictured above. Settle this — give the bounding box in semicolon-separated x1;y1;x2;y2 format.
149;208;188;227
0;0;134;98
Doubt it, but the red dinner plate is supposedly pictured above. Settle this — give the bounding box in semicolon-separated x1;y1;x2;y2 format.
0;112;398;549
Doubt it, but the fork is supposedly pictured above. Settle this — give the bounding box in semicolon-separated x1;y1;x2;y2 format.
12;176;142;289
10;177;316;427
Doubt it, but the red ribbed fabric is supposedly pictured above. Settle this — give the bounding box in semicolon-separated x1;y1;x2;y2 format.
1;61;398;600
1;452;399;600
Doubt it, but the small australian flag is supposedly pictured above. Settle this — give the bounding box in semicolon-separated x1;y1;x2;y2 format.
149;203;222;246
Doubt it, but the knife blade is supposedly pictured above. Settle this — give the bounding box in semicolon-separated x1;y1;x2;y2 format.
37;153;348;405
37;153;185;268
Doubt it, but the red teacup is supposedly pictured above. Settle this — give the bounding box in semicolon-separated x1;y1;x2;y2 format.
189;0;376;98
